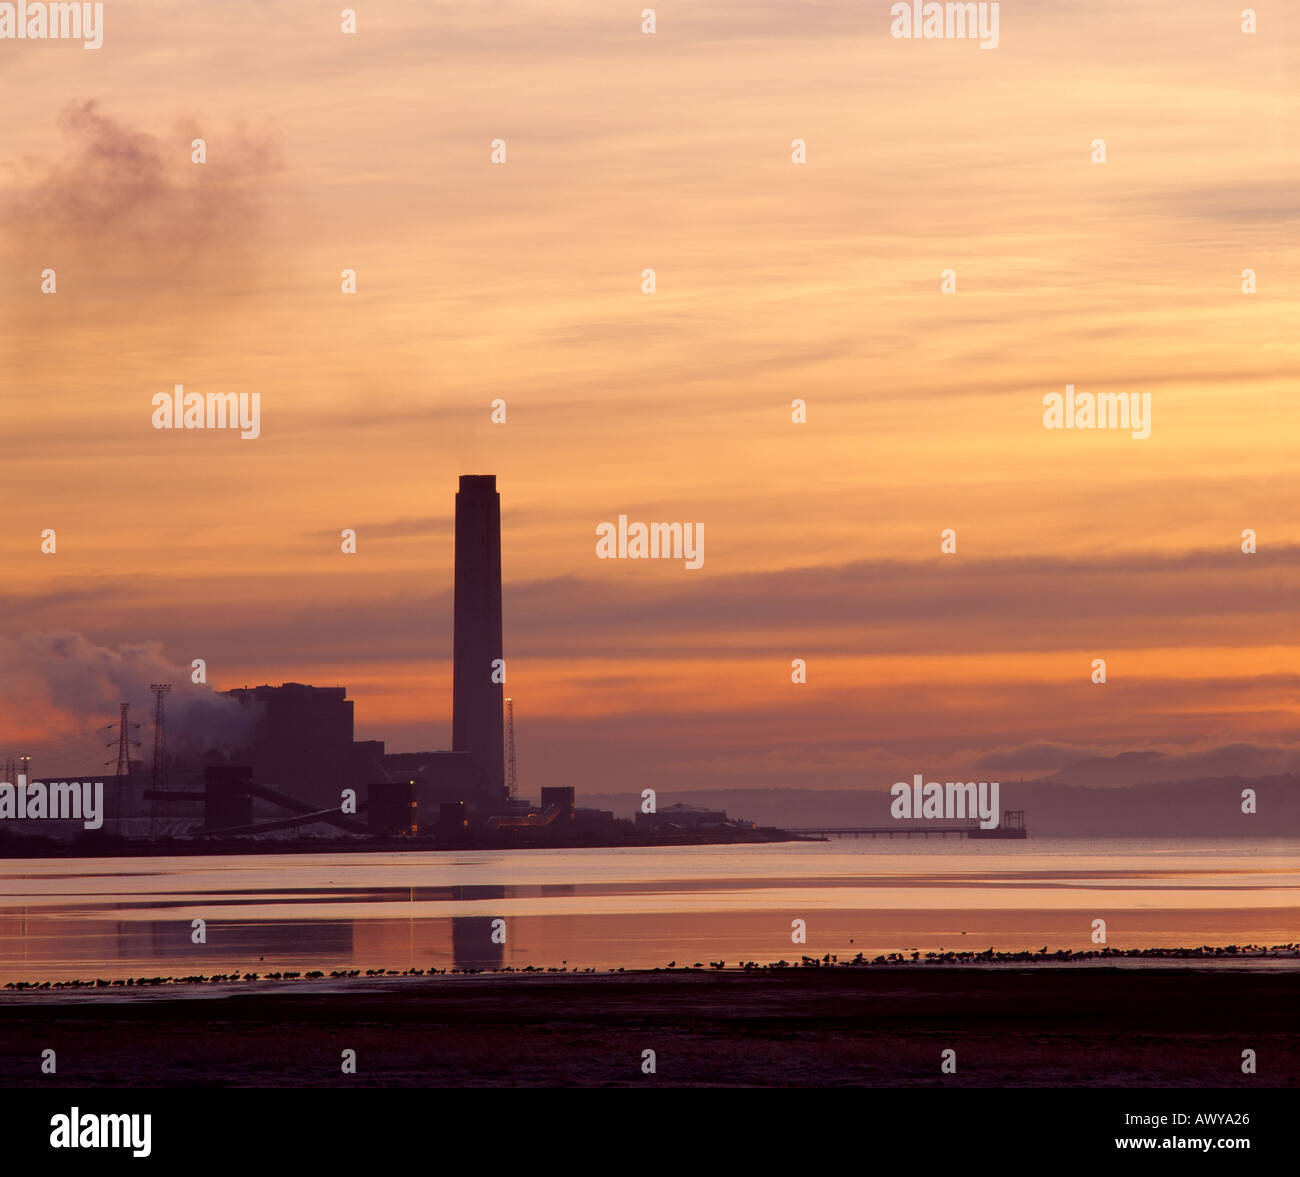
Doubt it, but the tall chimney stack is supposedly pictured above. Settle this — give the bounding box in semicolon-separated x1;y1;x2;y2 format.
452;475;506;804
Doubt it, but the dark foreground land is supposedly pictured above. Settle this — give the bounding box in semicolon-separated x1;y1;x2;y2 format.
1;967;1296;1087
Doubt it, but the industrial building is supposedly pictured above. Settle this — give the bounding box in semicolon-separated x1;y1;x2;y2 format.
222;683;361;811
2;474;651;845
193;475;512;831
636;803;753;833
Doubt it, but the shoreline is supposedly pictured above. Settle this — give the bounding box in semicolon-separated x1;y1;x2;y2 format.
1;965;1294;1087
4;943;1296;999
0;829;815;859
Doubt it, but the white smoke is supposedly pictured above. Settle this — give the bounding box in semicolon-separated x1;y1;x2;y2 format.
0;632;253;769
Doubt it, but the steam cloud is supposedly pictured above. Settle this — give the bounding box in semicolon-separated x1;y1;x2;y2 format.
0;632;253;771
3;99;281;277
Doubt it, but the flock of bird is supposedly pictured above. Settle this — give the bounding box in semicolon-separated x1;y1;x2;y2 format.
4;942;1295;992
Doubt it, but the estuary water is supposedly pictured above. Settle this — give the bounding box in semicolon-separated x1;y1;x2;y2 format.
0;838;1296;985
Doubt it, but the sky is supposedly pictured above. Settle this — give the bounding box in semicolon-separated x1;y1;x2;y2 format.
1;1;1296;797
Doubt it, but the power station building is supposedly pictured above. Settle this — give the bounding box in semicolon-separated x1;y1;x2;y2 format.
212;476;510;825
224;683;360;810
26;475;516;839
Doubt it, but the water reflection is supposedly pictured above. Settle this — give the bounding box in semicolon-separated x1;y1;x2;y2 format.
450;886;507;970
0;840;1294;984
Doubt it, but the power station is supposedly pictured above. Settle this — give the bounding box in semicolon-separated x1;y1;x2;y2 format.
210;475;515;828
4;476;515;837
2;475;769;847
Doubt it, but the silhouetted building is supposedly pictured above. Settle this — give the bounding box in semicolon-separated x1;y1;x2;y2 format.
438;801;469;831
352;740;387;784
540;786;575;825
203;765;254;831
452;475;506;807
368;780;418;835
572;807;620;838
381;750;477;814
636;803;730;829
225;683;355;810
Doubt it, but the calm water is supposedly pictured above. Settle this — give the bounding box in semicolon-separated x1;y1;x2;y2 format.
0;838;1296;984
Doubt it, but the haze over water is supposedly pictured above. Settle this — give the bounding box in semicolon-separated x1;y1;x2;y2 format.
1;839;1296;988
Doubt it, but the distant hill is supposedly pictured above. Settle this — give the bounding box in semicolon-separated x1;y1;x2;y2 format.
582;774;1300;837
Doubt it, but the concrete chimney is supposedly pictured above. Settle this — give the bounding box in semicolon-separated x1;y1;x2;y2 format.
452;475;506;804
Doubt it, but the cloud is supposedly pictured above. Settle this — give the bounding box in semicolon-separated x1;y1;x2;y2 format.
3;544;1296;669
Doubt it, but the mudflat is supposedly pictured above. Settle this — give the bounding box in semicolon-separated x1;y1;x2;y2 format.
1;967;1295;1088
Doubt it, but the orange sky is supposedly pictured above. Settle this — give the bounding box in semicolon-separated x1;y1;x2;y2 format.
1;1;1296;794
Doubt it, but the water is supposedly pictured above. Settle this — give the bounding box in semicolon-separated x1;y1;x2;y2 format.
0;838;1295;985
